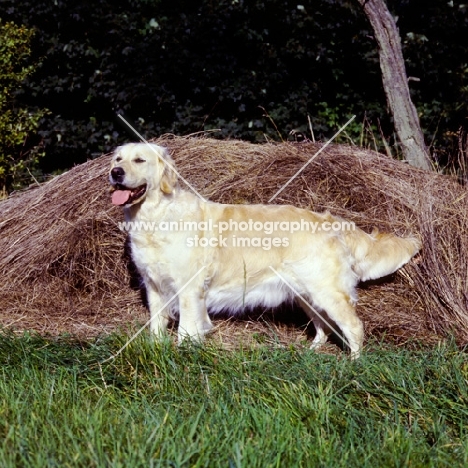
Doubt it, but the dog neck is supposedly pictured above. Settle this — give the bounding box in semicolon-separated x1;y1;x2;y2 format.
124;187;202;223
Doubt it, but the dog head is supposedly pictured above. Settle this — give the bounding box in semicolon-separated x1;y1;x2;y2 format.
109;143;177;206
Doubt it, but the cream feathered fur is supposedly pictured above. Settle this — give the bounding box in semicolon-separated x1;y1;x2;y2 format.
109;143;421;358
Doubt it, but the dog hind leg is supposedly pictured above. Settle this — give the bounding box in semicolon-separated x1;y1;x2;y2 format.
311;289;363;359
295;297;330;349
298;279;363;358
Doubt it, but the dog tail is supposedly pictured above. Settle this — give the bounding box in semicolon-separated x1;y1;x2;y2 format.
343;227;421;282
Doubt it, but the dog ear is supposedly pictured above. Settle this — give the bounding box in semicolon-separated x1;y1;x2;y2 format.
153;146;177;194
159;149;177;194
160;165;177;194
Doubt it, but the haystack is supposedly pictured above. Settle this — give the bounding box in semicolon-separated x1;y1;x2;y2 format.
1;136;467;347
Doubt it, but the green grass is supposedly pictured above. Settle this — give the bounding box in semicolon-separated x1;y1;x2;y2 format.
1;330;468;467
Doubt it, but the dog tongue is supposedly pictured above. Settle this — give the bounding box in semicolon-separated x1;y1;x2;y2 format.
112;189;131;205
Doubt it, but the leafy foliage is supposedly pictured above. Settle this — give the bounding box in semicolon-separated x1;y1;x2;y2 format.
0;20;48;193
1;0;467;180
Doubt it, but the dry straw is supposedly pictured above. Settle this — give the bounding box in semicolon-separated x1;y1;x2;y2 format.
1;135;467;347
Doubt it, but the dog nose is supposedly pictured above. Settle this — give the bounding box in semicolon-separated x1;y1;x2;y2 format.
111;167;125;182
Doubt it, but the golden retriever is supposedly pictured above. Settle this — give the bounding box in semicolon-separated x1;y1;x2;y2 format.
109;142;421;358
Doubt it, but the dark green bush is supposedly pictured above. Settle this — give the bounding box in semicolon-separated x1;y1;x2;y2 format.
0;20;48;193
1;0;467;182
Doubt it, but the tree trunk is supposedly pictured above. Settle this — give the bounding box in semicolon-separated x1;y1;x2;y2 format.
458;127;468;185
357;0;432;170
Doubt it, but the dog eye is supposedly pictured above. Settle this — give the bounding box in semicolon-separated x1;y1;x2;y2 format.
115;157;122;162
134;158;146;163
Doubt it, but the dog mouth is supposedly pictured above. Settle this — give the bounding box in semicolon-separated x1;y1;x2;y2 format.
111;183;147;206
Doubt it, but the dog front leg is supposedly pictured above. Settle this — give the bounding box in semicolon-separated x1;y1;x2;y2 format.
146;286;170;339
177;291;213;344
